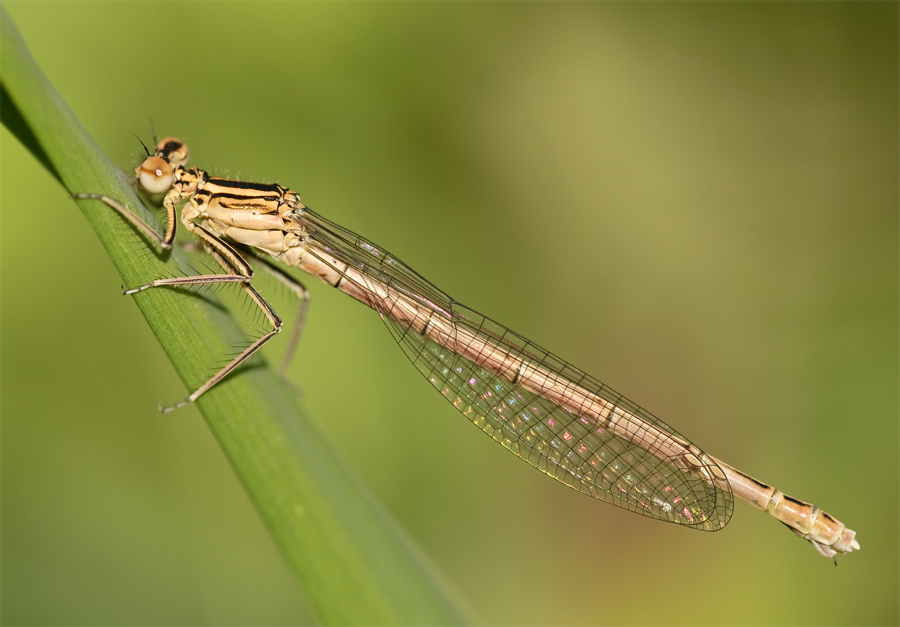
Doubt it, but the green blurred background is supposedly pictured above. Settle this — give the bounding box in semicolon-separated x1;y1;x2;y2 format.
2;2;896;625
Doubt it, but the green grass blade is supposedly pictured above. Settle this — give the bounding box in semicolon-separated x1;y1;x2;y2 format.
0;8;470;625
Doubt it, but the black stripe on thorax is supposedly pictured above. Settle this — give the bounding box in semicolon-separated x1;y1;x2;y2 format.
206;178;284;193
208;191;282;202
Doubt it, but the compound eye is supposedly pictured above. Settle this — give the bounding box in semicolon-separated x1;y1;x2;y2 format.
155;137;189;167
137;156;175;194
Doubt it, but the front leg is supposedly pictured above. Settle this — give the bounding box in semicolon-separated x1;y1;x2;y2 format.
73;191;177;251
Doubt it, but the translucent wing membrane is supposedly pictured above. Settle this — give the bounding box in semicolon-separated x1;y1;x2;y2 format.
298;209;734;530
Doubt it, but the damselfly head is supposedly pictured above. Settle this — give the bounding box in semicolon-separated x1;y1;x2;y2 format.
134;137;190;195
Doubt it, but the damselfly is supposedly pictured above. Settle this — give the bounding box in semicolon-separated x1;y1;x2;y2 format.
75;137;859;559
